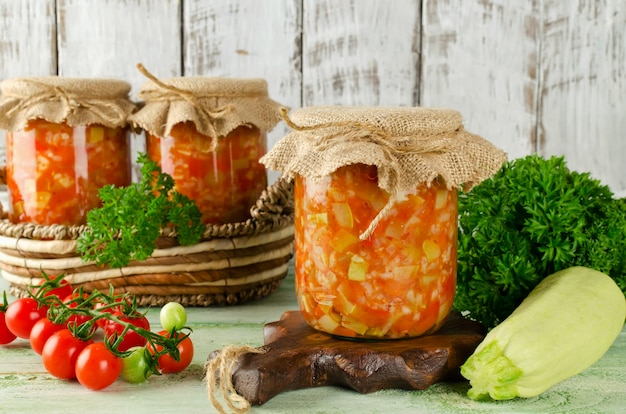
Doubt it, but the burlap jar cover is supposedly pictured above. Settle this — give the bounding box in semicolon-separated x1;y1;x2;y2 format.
0;73;295;307
0;76;135;131
261;105;508;238
128;64;283;149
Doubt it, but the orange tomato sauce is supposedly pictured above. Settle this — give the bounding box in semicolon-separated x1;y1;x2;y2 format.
294;164;458;339
146;122;267;225
6;120;131;226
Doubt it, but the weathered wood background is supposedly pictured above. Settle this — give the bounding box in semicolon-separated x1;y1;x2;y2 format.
1;0;624;194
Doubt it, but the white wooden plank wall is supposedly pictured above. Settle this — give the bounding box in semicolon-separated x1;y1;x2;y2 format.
0;0;624;194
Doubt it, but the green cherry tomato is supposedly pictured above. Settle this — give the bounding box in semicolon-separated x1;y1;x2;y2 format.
121;346;153;384
159;302;187;332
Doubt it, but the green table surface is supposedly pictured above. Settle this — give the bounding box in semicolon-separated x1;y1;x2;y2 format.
1;267;624;414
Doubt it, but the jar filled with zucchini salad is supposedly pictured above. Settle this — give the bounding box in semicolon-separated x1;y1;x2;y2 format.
128;65;283;225
0;77;135;226
262;106;506;339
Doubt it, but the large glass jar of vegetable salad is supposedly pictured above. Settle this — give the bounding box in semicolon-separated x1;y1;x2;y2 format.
262;106;506;339
0;77;135;226
128;67;283;225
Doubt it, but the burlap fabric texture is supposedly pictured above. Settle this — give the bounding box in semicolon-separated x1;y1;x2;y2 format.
128;64;283;151
0;77;135;130
261;105;507;238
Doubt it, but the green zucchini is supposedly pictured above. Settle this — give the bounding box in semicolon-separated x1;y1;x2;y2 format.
460;266;626;400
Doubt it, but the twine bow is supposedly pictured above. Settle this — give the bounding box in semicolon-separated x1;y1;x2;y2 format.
3;79;128;128
279;107;451;240
136;63;236;152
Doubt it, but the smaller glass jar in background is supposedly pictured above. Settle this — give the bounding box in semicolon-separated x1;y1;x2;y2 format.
0;77;135;226
261;105;507;340
129;70;282;225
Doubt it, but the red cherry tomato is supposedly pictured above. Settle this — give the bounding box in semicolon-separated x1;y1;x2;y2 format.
76;342;122;390
4;297;49;339
93;296;129;330
103;312;150;352
0;310;17;345
149;330;194;374
29;317;64;355
41;328;92;380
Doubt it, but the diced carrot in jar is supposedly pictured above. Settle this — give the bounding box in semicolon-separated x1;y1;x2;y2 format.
294;163;458;339
5;120;131;226
146;122;267;225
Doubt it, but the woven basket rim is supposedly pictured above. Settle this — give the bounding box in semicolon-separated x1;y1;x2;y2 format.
0;175;294;241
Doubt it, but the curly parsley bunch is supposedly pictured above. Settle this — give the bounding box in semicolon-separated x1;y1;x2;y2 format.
455;154;626;329
78;153;204;268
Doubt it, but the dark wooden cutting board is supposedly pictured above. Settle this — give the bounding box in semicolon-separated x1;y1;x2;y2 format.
211;310;486;405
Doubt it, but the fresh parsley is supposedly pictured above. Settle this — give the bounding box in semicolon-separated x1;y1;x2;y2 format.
77;153;204;268
455;154;626;329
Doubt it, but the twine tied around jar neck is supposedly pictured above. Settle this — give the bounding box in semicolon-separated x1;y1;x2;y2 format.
2;79;129;128
279;107;453;240
136;63;235;152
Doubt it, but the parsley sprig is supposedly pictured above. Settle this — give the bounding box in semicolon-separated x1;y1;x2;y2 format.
456;154;626;329
77;153;204;268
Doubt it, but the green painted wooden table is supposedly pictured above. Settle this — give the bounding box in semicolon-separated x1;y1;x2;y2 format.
1;267;625;414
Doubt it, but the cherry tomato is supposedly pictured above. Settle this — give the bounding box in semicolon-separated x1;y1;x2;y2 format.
160;302;187;332
33;277;73;300
0;310;17;345
121;346;154;383
76;342;122;390
42;329;92;380
104;312;150;352
4;297;49;339
149;330;194;374
29;317;64;355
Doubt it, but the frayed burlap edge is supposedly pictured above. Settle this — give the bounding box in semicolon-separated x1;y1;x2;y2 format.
0;77;136;131
262;106;507;239
128;64;283;151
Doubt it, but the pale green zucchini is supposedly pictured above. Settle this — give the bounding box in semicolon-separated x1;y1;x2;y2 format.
460;266;626;400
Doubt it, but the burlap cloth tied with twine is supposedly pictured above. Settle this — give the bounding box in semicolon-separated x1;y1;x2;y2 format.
261;105;507;239
128;64;283;151
0;76;135;131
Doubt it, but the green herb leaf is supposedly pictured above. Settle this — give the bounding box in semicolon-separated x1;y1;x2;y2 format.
455;154;626;329
77;154;204;268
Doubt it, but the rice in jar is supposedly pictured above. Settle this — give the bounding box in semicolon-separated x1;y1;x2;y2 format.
262;106;506;339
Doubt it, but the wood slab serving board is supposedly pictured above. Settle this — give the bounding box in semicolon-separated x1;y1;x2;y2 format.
220;310;486;405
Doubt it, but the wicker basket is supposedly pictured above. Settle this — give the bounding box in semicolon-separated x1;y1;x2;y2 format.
0;177;294;307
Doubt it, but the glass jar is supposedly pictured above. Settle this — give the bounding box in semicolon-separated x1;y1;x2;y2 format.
146;122;268;225
294;163;458;339
5;120;131;226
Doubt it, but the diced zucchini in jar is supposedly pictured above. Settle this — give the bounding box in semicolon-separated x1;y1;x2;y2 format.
348;255;368;281
332;202;354;228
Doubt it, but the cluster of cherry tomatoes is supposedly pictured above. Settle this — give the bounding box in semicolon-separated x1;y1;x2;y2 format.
0;275;193;391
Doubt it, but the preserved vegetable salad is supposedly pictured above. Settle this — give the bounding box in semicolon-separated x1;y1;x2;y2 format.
294;164;458;339
6;120;131;226
146;122;268;225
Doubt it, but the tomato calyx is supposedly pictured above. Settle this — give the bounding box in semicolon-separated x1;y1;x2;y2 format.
29;278;192;361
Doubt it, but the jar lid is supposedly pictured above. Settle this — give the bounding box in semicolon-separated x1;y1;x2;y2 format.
0;77;135;130
128;65;283;151
262;105;507;238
